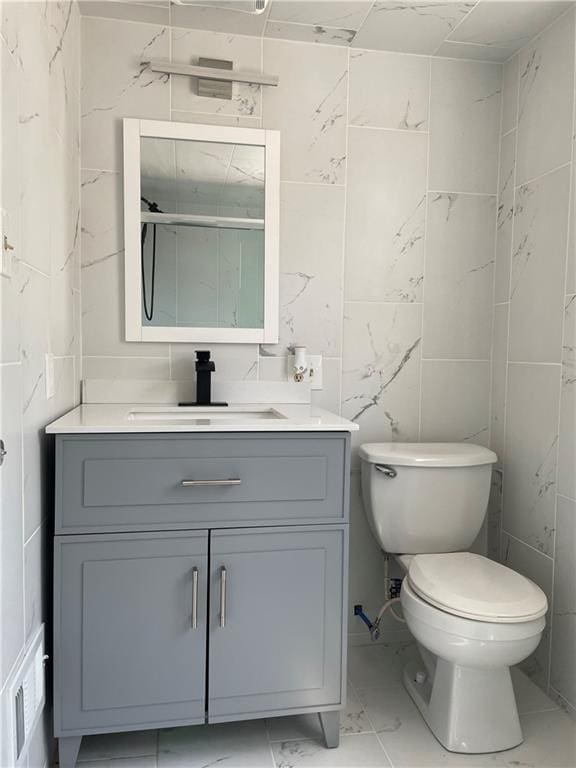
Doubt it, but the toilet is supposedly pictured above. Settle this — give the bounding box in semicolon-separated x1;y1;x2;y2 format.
359;442;548;755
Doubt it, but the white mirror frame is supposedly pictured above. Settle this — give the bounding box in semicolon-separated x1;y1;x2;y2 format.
123;118;280;344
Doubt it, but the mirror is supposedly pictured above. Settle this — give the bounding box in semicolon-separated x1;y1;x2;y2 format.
123;120;280;343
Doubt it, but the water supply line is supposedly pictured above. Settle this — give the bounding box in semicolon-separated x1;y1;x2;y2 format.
354;554;406;642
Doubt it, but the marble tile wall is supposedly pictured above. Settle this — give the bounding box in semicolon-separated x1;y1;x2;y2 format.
491;8;576;715
0;1;81;766
79;10;502;644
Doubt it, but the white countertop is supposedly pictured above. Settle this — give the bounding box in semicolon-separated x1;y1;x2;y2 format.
45;403;359;434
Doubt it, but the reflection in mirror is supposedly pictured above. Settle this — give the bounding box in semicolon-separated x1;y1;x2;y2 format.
139;137;265;329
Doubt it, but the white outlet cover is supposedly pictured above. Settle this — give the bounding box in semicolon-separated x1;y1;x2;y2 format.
287;354;323;390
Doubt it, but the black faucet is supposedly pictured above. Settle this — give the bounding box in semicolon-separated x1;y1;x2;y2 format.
195;350;215;406
179;350;228;407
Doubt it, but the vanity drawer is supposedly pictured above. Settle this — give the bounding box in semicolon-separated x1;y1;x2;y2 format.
55;432;350;533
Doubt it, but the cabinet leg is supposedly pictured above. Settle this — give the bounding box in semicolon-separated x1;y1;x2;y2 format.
319;710;340;749
58;736;82;768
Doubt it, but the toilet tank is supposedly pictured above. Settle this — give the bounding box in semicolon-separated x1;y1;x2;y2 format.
359;443;497;554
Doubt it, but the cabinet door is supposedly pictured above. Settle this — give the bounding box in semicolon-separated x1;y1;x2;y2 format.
55;531;208;735
208;526;347;721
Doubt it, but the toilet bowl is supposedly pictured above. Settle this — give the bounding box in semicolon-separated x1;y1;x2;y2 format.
399;554;546;753
359;442;548;754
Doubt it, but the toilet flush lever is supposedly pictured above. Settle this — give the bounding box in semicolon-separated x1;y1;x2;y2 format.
375;464;397;478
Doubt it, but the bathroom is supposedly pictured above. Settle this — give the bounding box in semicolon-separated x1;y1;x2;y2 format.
0;0;574;766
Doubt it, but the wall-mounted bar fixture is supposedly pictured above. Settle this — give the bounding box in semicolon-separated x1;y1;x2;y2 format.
144;58;279;89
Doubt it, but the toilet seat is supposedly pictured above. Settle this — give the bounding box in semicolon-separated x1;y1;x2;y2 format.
407;552;548;623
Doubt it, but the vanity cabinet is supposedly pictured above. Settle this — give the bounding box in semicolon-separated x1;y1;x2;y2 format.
53;432;350;768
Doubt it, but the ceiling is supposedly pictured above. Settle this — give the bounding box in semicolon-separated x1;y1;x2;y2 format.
82;1;575;62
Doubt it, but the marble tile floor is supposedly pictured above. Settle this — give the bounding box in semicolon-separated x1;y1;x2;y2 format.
60;642;575;768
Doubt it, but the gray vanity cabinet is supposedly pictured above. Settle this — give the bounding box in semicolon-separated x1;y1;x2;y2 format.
208;526;346;721
53;432;350;768
54;531;209;734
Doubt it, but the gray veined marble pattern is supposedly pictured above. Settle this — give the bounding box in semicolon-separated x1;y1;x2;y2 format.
264;22;357;47
516;10;575;186
261;182;344;357
423;192;495;360
420;360;490;446
345;128;427;303
80;169;165;358
429;57;501;195
262;38;348;185
551;495;576;711
500;532;554;690
158;720;274;767
509;165;570;364
558;294;576;500
349;49;429;131
503;364;561;558
495;130;515;304
341;302;422;454
501;55;519;136
445;0;573;57
352;1;476;55
490;303;509;466
267;1;372;30
81;16;170;171
272;734;391;768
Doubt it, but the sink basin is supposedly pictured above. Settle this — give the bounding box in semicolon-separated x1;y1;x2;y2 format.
126;406;286;425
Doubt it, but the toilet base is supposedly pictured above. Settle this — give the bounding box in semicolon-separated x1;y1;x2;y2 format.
403;655;524;754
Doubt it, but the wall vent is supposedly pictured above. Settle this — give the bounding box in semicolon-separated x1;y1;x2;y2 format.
6;625;46;765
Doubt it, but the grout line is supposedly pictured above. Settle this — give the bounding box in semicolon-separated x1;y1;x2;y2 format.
503;3;576;65
499;49;522;551
430;0;482;57
515;160;572;191
347;123;429;135
501;126;517;140
507;361;562;367
487;58;506;466
336;46;351;419
428;188;497;198
418;56;433;440
501;528;555;562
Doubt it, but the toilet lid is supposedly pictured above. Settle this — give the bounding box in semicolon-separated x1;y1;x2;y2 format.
408;553;548;623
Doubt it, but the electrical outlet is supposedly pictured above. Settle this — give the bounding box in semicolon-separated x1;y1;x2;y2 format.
45;353;55;399
287;354;323;390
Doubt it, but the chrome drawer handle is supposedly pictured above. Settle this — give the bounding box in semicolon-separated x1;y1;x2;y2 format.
375;464;397;478
181;478;241;487
220;566;227;628
191;567;199;629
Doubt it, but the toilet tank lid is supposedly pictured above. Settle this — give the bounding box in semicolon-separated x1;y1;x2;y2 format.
359;442;497;467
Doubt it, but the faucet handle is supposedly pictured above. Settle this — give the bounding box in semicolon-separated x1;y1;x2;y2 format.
196;350;211;362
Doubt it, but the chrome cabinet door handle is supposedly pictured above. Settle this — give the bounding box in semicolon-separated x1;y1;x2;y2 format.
191;567;199;629
219;566;227;628
181;478;241;487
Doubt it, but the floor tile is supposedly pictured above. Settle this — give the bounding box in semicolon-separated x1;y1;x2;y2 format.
158;720;273;767
511;667;560;715
271;734;391;767
267;688;372;742
501;711;576;768
347;643;419;690
78;730;158;762
357;684;421;734
376;717;509;767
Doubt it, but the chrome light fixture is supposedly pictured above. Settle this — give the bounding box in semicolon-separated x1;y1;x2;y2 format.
172;0;269;13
